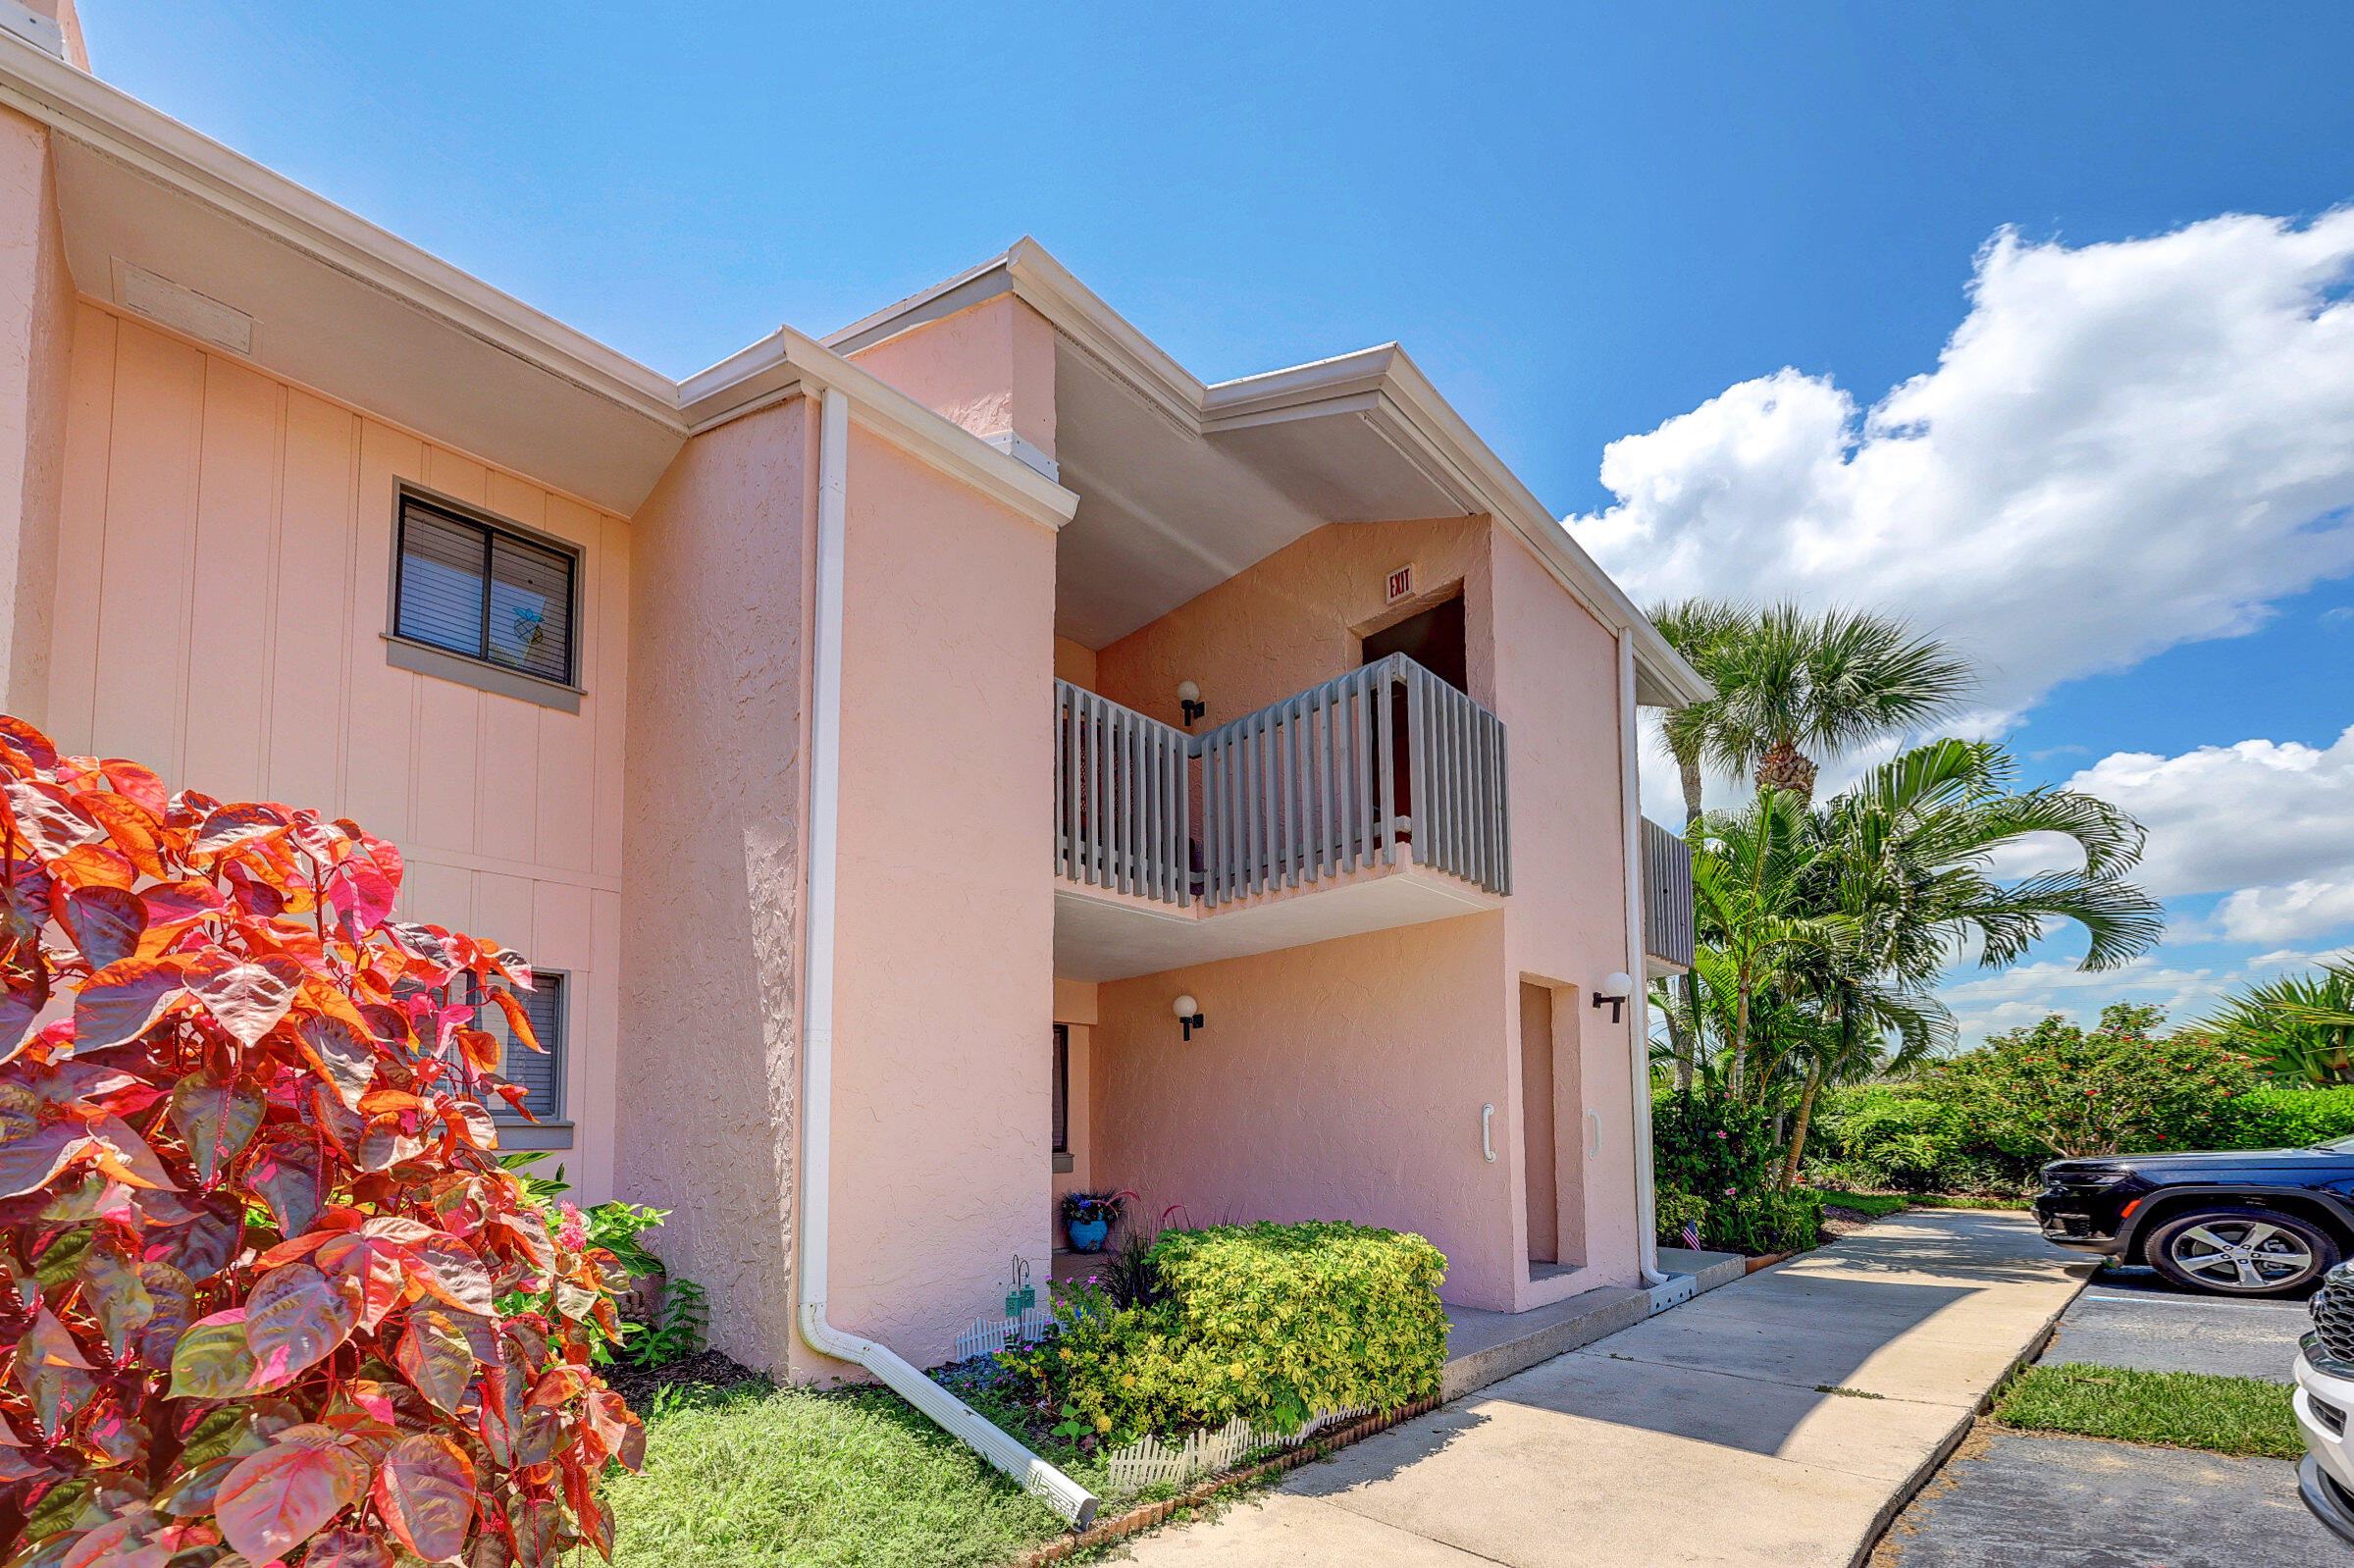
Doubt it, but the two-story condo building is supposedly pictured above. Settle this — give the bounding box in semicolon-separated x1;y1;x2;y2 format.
0;0;1703;1463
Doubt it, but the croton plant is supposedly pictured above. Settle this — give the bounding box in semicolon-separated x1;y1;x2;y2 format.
0;716;643;1567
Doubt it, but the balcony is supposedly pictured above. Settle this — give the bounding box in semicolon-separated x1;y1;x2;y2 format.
1053;654;1510;980
1640;817;1695;973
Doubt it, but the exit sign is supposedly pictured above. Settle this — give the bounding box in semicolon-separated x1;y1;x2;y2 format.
1386;565;1414;603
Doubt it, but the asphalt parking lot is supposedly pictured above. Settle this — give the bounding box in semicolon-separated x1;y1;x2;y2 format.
1871;1263;2343;1566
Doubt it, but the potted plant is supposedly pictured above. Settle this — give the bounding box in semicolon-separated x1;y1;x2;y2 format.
1061;1189;1134;1253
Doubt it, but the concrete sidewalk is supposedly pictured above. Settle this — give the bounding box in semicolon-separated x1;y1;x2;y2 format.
1123;1210;2088;1567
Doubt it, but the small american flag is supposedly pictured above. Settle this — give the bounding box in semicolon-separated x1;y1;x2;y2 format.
1680;1219;1701;1250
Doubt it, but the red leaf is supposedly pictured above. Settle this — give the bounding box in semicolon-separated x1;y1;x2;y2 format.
393;1308;474;1413
191;802;289;860
288;1014;377;1112
243;1262;357;1390
372;1433;476;1563
0;1123;85;1196
584;1388;645;1472
60;887;146;972
314;1231;412;1332
73;958;185;1051
5;777;102;859
84;1115;176;1190
0;715;59;776
407;1235;496;1316
488;987;541;1057
248;1128;324;1236
305;1527;395;1568
184;954;304;1047
75;793;167;881
214;1428;369;1562
94;758;168;814
140;879;227;931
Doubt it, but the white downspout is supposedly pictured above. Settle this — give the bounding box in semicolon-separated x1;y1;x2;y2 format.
795;386;1099;1529
1617;630;1670;1288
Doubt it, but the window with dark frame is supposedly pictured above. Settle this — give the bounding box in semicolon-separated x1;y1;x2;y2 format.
481;973;565;1124
394;495;578;687
1053;1024;1070;1156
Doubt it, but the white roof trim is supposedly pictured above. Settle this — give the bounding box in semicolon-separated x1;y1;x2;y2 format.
830;238;1709;706
0;33;1075;529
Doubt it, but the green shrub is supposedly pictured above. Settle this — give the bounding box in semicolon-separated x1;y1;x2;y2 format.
1651;1086;1780;1195
1707;1188;1823;1254
2237;1084;2354;1148
1656;1189;1709;1248
1001;1222;1446;1444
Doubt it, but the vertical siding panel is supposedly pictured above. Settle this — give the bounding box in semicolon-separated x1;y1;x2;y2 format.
347;421;423;835
422;447;488;509
91;322;203;775
48;304;116;752
268;392;355;812
183;359;278;799
589;512;629;882
475;695;540;862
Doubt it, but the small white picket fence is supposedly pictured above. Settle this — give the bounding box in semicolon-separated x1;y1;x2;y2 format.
951;1306;1055;1363
1103;1404;1371;1492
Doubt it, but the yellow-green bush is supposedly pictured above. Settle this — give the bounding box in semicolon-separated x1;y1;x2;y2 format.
1002;1222;1447;1444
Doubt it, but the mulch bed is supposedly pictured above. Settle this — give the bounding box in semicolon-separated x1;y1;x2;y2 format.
602;1348;772;1410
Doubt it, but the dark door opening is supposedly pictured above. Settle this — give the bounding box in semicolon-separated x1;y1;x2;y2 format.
1361;593;1466;693
1521;982;1558;1266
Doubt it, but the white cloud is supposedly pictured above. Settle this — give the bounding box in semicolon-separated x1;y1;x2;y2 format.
1575;212;2354;716
2036;725;2354;944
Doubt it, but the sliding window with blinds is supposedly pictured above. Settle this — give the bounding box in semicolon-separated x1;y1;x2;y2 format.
394;496;578;687
483;973;566;1124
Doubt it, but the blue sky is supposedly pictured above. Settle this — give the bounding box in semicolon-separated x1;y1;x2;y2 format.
84;2;2354;1042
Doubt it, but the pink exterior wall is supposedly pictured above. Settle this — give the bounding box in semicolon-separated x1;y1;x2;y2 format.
615;398;812;1375
846;295;1057;460
0;109;73;721
1092;516;1493;725
45;301;632;1202
1489;530;1643;1303
825;422;1060;1372
1079;515;1644;1312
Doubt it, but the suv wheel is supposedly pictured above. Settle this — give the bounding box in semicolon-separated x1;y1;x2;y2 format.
2146;1206;2338;1296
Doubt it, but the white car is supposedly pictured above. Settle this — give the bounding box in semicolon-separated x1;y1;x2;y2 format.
2296;1260;2354;1542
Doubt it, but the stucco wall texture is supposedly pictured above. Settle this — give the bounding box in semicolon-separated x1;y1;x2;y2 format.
43;296;631;1201
1077;514;1643;1313
616;398;811;1376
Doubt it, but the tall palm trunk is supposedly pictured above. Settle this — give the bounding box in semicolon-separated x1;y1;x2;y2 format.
1779;1057;1824;1190
1676;772;1702;1093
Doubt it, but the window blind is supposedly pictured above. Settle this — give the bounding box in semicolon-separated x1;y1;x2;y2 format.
488;974;564;1123
395;497;576;686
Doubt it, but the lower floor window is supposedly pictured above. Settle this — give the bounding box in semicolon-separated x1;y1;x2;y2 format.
484;971;565;1123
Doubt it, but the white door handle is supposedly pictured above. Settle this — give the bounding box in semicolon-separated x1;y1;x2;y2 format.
1481;1103;1496;1162
1587;1108;1602;1157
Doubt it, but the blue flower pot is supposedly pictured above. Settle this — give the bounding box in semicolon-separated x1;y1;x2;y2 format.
1067;1218;1111;1253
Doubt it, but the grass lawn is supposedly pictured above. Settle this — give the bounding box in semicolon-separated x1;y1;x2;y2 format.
1993;1363;2302;1459
604;1380;1105;1568
1814;1189;2032;1215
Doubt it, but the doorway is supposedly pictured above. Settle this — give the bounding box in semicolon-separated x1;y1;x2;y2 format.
1521;981;1559;1266
1361;593;1466;692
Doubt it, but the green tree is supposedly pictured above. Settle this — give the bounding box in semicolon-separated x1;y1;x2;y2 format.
1646;596;1750;829
1707;602;1977;803
2198;959;2354;1085
1917;1006;2262;1159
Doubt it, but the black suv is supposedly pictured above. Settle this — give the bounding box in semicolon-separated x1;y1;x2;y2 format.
2034;1142;2354;1295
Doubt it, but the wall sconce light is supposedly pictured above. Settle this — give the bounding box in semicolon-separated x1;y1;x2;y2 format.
1591;970;1634;1024
1177;680;1207;728
1174;993;1205;1041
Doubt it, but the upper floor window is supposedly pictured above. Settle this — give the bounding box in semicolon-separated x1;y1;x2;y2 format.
394;495;577;687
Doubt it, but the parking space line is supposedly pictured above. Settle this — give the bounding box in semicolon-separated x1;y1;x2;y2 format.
2081;1293;2311;1312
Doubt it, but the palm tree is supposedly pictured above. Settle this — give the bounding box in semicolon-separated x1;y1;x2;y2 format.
1665;739;2164;1183
1708;603;1976;804
2198;961;2354;1085
1646;597;1750;829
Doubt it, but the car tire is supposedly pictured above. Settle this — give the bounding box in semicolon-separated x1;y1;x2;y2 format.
2145;1206;2340;1296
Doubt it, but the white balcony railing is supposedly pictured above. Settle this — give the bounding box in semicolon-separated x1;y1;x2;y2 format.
1053;653;1510;911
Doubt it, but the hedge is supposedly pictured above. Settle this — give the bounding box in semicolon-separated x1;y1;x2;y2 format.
1001;1221;1447;1444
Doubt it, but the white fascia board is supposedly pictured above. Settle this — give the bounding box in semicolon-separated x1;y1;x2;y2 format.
1203;341;1711;708
682;326;1077;532
1001;238;1207;428
0;33;683;428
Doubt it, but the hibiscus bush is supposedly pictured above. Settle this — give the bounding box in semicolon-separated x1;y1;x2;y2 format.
0;716;642;1567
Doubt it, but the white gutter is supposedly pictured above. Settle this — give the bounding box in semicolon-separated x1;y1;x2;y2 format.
1616;630;1670;1289
794;388;1099;1529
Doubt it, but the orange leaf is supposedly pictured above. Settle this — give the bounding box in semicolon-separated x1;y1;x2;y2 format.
76;791;168;880
371;1433;476;1563
74;958;185;1051
214;1428;369;1562
47;840;134;891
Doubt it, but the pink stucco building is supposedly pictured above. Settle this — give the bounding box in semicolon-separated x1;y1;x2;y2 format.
0;3;1704;1412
